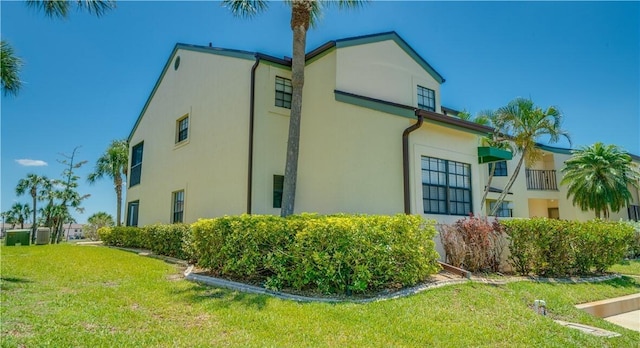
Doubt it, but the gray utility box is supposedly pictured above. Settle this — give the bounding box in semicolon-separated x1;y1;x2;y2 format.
36;228;51;245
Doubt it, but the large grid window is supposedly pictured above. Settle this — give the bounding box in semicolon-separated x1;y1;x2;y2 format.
417;85;435;112
273;175;284;208
489;201;513;217
488;161;508;177
421;156;472;215
275;77;292;109
172;190;184;223
176;115;189;143
129;142;143;187
126;201;139;227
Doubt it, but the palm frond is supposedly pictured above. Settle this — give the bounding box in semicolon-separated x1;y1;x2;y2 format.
1;41;23;96
222;0;269;18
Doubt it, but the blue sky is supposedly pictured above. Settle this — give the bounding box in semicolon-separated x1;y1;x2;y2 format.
2;1;639;223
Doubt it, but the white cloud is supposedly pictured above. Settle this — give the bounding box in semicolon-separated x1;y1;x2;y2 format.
15;159;48;167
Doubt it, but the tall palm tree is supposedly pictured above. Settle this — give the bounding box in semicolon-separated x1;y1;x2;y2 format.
88;139;128;226
489;98;571;215
1;41;22;96
560;142;640;219
223;0;366;216
16;173;50;242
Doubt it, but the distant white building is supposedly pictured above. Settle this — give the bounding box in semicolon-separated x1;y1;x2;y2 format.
1;223;85;240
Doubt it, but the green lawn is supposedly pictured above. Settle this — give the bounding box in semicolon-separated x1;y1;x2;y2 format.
2;244;639;347
609;259;640;276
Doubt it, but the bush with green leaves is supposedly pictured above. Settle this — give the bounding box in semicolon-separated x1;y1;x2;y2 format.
191;214;440;294
143;223;191;260
626;221;640;259
98;226;147;248
501;218;634;276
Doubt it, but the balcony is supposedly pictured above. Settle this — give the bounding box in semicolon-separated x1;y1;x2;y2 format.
526;169;558;191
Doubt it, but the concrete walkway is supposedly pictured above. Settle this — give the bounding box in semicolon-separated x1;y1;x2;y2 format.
605;310;640;332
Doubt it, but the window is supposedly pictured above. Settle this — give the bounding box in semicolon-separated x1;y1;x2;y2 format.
629;205;640;221
489;201;513;217
417;85;435;112
273;175;284;208
275;76;292;109
421;156;472;215
488;161;508;177
126;201;139;227
130;142;143;187
176;115;189;143
172;190;184;223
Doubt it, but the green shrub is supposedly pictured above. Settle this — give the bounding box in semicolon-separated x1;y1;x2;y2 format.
626;221;640;259
191;214;440;294
143;223;191;260
502;218;634;276
98;226;147;248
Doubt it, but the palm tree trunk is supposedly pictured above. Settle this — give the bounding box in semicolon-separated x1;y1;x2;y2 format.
114;176;122;226
490;151;526;216
281;1;310;217
480;164;497;215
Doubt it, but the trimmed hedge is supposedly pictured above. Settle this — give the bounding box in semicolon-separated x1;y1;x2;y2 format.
502;218;634;276
98;226;147;248
99;224;191;260
145;223;191;260
191;214;441;294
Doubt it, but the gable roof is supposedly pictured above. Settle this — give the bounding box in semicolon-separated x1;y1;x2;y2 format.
306;31;445;84
128;32;446;142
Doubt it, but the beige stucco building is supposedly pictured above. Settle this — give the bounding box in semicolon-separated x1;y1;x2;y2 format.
125;32;640;227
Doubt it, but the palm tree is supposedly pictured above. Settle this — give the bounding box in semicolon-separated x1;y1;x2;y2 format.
84;211;114;240
16;173;50;243
489;98;571;215
88;139;128;226
560;142;640;219
223;0;366;216
1;1;115;96
9;203;31;229
25;0;115;18
1;41;22;96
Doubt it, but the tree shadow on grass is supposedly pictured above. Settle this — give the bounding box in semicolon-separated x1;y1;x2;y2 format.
170;283;269;311
0;276;33;291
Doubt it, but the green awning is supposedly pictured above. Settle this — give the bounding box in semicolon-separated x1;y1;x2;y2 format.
478;146;513;164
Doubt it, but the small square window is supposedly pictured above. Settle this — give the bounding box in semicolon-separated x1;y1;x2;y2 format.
176;115;189;143
488;161;508;176
273;175;284;208
417;85;435;112
489;201;512;217
172;190;184;223
275;77;292;109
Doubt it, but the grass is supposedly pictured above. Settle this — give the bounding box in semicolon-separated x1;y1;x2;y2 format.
2;245;639;347
609;259;640;276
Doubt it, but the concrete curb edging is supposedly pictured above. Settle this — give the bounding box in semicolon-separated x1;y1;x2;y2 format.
104;246;625;303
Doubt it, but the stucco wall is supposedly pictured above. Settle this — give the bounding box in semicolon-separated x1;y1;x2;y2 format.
336;40;441;113
127;49;254;225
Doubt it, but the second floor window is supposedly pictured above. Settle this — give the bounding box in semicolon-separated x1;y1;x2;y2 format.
488;161;508;177
417;85;435;112
275;76;292;109
176;115;189;143
130;142;143;187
